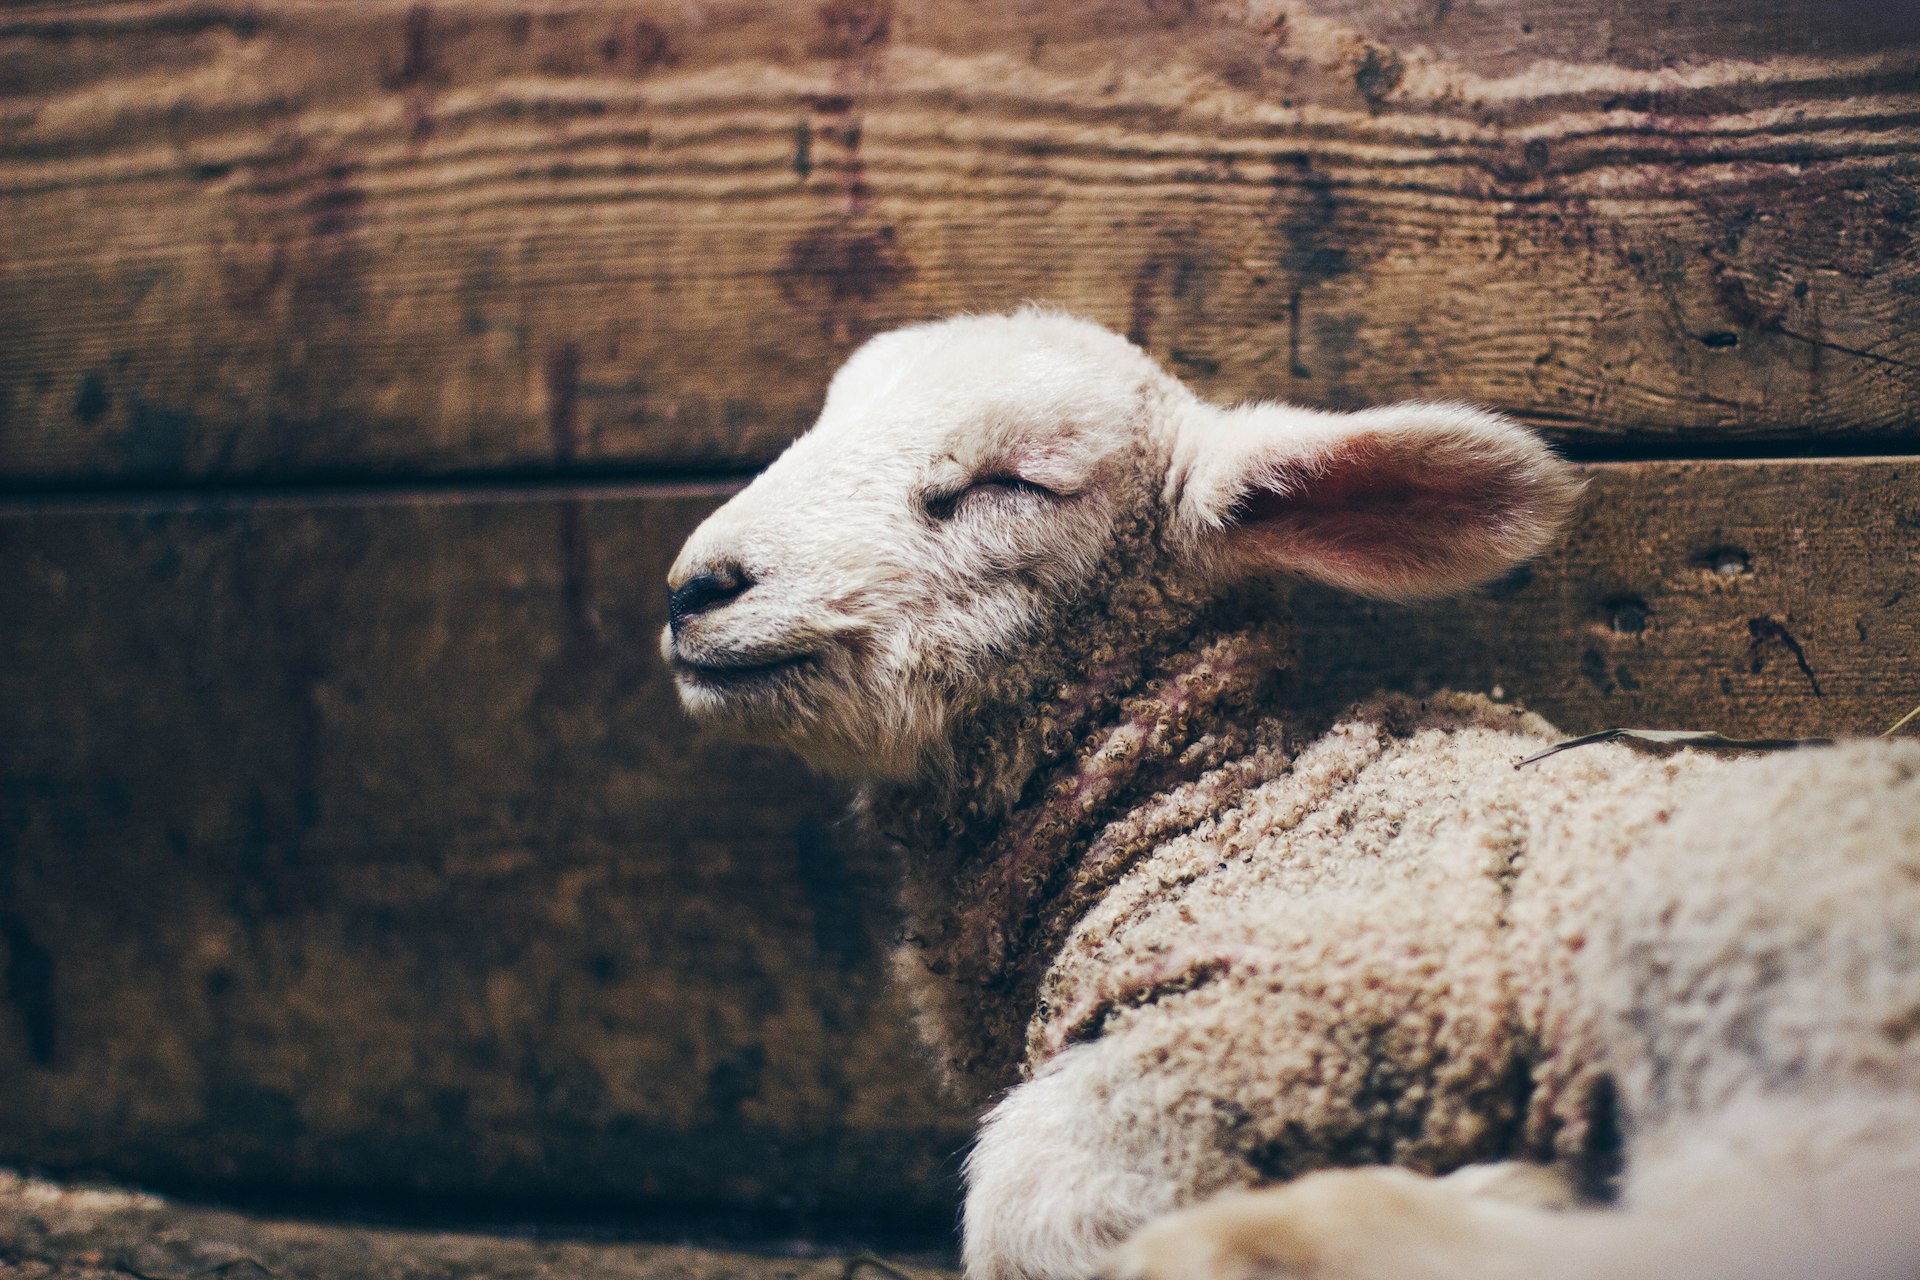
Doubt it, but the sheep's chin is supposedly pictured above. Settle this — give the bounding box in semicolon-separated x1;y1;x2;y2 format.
671;660;812;722
674;672;940;784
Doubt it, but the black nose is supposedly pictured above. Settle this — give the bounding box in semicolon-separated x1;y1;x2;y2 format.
668;568;749;633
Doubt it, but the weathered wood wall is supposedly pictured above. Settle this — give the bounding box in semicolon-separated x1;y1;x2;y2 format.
1;0;1916;1232
0;489;967;1226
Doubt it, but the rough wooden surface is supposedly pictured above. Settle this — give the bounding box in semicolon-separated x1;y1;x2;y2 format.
1;458;1913;1213
1295;457;1920;737
4;1;1919;487
0;1171;959;1280
0;487;971;1228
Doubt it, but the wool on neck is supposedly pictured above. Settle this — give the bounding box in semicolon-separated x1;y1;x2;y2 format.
865;588;1297;1103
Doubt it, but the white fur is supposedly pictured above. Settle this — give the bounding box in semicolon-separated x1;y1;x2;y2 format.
964;1044;1189;1280
666;312;1169;779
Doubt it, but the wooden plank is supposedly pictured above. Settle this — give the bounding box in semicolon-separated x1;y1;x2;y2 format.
0;457;1913;1212
3;2;1919;486
0;488;971;1224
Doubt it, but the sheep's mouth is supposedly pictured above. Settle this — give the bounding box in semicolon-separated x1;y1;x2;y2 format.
671;649;818;689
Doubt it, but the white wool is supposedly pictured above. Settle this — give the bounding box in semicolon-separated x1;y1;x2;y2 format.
666;310;1920;1280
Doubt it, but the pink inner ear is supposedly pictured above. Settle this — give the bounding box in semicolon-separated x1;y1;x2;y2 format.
1228;434;1534;591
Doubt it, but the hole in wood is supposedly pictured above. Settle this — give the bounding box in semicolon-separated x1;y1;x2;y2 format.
1601;595;1649;635
1691;546;1753;576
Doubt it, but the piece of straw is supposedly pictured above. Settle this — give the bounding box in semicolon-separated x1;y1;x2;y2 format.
1516;727;1831;768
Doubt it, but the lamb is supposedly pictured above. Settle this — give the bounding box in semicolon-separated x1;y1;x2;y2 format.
662;309;1920;1280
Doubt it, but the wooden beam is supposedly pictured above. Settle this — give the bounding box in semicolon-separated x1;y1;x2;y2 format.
3;2;1918;486
0;457;1912;1208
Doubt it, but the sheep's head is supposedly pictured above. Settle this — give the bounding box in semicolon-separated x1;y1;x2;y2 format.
664;310;1579;782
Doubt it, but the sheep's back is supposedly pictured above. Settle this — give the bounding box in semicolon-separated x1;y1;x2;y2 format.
1027;691;1729;1190
1592;739;1920;1136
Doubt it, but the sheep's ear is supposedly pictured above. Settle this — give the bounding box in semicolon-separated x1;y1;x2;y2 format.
1174;401;1581;600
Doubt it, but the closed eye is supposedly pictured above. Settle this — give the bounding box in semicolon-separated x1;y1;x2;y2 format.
924;474;1059;521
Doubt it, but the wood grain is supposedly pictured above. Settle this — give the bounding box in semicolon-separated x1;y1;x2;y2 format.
1293;458;1920;738
4;1;1918;486
0;488;970;1225
0;457;1912;1210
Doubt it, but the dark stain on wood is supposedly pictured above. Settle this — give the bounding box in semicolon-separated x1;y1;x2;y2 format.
387;3;444;137
1126;259;1161;348
71;372;109;425
1479;564;1534;600
1168;348;1221;377
307;163;367;242
778;220;911;340
1353;45;1404;109
1747;616;1823;697
8;10;267;40
794;816;875;972
794;119;814;179
1707;256;1786;333
814;0;892;57
0;914;56;1068
202;1083;306;1146
559;501;603;644
1691;545;1752;576
212;138;376;381
609;18;678;72
703;1044;767;1122
547;341;582;464
1273;154;1352;289
1306;311;1367;408
117;396;196;474
1579;647;1614;695
1602;596;1649;636
1285;290;1311;378
1144;0;1201;28
392;4;439;88
638;18;678;70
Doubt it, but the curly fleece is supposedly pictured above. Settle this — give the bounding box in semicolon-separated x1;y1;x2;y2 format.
867;579;1756;1195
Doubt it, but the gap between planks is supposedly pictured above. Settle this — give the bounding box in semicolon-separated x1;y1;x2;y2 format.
2;446;1919;517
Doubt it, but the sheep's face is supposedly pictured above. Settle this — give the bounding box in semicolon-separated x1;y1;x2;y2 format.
663;314;1173;779
665;311;1579;781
